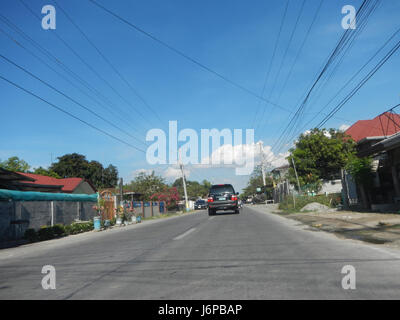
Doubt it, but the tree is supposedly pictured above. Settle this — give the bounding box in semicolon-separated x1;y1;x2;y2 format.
172;179;212;199
150;186;180;210
127;171;167;201
49;153;118;189
33;167;61;178
242;165;273;200
287;128;356;190
0;156;30;172
50;153;89;178
345;155;374;208
103;165;118;188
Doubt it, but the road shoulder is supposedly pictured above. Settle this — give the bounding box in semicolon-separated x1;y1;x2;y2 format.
0;210;203;262
247;204;400;250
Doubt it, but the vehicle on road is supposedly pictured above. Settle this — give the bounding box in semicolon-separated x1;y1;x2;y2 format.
207;184;239;215
194;199;207;210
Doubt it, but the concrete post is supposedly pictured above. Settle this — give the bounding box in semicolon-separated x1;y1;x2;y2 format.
50;201;54;226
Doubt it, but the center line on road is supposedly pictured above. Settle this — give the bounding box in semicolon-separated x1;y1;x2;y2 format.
173;227;196;240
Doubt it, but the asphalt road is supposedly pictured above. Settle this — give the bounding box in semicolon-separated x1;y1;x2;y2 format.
1;205;400;299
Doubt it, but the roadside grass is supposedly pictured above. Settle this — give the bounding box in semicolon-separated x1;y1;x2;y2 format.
278;194;341;213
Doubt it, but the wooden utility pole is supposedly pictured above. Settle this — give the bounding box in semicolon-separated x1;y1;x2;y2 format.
291;157;301;194
259;142;266;187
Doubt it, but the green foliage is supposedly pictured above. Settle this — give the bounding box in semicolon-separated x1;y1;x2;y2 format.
33;167;61;178
25;222;94;243
23;228;38;242
241;165;274;199
126;171;167;201
346;156;374;189
64;222;93;235
0;156;30;172
172;179;211;199
37;226;58;241
288;128;356;189
278;193;342;212
49;153;118;189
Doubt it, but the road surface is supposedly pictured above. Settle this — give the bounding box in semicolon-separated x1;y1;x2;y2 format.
1;205;400;299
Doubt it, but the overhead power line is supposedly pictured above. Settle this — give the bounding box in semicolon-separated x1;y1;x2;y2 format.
258;0;307;131
87;0;293;113
275;0;324;104
272;0;377;152
19;0;154;130
54;0;165;129
290;23;400;140
0;52;147;147
316;38;400;129
0;13;147;141
252;0;289;129
0;74;146;153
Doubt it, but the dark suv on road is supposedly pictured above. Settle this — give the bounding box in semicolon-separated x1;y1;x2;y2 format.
207;184;239;215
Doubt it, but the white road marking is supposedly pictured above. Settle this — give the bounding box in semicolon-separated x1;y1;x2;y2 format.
208;217;215;220
173;227;196;240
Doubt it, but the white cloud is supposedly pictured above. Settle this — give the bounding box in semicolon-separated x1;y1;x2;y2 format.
194;141;289;172
163;166;190;181
131;168;153;177
339;124;350;132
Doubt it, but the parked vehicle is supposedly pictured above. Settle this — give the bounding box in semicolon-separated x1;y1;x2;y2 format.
207;184;239;215
194;199;207;210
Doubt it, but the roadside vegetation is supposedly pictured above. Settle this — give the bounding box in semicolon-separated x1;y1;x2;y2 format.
278;193;342;213
23;221;96;243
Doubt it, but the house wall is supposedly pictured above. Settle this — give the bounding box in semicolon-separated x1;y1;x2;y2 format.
72;181;96;194
319;179;343;195
0;200;97;242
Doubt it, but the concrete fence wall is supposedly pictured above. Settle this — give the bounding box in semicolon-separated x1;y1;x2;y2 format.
130;201;165;219
0;200;97;242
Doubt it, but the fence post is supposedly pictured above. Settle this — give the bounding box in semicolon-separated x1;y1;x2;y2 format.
50;201;54;226
77;202;81;221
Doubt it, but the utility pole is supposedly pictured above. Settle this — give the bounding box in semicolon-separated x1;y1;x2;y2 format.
258;142;266;187
119;177;123;206
180;163;189;212
291;157;301;194
178;150;189;212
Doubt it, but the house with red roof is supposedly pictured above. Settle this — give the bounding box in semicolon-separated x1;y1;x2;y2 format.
345;112;400;143
16;172;96;194
343;112;400;211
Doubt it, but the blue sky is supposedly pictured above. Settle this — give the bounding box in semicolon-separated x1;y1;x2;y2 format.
1;0;400;192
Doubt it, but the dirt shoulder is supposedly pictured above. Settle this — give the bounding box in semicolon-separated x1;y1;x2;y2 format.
267;205;400;249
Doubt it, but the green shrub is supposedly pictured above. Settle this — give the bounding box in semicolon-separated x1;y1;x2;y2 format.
64;222;93;235
23;222;93;243
37;226;55;241
52;224;65;237
24;228;38;242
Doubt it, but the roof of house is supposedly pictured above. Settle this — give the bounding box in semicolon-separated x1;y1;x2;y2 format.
17;172;96;193
0;168;35;182
345;112;400;142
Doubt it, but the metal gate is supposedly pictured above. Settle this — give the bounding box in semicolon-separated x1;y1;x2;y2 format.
100;190;115;220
